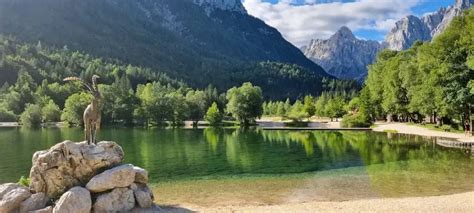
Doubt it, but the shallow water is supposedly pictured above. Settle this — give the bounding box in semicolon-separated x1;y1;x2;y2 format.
0;128;472;203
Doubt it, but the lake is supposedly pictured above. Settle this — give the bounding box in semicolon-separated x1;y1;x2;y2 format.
0;128;473;206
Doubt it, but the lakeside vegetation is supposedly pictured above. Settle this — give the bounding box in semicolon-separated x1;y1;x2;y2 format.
343;8;474;130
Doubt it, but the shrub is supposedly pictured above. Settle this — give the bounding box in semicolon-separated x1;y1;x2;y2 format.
42;100;61;122
441;125;452;132
18;176;30;187
205;102;222;126
341;113;372;128
20;104;42;128
0;107;17;122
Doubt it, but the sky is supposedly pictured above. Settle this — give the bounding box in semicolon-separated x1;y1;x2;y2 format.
242;0;454;47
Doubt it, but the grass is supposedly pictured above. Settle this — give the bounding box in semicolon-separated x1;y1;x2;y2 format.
383;129;398;133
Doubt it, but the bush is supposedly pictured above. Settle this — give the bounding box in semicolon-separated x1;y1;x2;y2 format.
42;100;61;122
17;176;30;187
20;104;42;128
0;107;17;122
205;102;222;126
440;125;452;132
341;113;372;128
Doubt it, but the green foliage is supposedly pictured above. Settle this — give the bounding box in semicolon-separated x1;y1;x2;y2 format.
20;104;42;128
226;83;264;126
61;93;91;126
359;8;474;125
17;176;30;187
303;95;316;117
341;113;371;128
0;107;17;122
205;102;223;126
287;100;308;122
186;90;207;125
42;100;61;122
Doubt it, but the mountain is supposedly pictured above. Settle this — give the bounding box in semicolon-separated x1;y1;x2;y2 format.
302;0;473;80
0;0;331;93
384;0;474;50
301;27;382;80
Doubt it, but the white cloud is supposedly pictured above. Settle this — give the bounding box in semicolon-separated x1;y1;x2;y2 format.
242;0;423;46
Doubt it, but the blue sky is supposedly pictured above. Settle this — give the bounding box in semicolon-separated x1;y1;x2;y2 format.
243;0;454;45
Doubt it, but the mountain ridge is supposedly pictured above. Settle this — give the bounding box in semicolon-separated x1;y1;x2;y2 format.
0;0;331;92
302;26;382;81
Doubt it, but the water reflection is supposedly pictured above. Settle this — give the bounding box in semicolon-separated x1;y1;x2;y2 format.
0;127;472;196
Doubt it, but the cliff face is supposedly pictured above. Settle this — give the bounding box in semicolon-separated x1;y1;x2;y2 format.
302;27;382;80
384;0;474;51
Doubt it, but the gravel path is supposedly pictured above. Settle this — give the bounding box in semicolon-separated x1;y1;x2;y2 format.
373;122;473;142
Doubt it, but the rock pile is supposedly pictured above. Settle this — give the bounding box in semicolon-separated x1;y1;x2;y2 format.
0;141;160;213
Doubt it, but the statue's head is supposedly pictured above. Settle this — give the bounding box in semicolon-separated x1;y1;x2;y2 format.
91;75;101;100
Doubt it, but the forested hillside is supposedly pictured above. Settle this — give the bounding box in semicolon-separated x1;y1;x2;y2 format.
345;8;474;128
0;37;357;126
0;0;332;90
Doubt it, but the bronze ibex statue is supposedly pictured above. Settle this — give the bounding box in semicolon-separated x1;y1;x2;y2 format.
64;75;102;144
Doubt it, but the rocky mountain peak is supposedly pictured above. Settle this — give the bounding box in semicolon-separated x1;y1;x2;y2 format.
455;0;474;9
331;26;356;40
302;26;382;80
384;0;472;51
193;0;247;15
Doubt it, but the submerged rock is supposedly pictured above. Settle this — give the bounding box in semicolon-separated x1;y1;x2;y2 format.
86;164;136;193
29;141;124;197
93;187;135;212
53;187;91;213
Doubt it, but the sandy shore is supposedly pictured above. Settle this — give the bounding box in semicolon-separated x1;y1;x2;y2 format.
373;122;474;142
177;191;474;212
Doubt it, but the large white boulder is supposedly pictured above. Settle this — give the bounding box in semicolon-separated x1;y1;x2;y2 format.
29;141;124;198
53;187;91;213
86;164;135;193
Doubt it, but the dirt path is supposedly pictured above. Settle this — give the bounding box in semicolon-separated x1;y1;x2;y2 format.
173;191;474;212
373;122;474;142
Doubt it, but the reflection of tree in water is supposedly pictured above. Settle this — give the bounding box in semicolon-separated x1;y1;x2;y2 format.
204;128;224;154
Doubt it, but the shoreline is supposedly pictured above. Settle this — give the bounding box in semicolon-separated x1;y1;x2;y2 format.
180;191;474;212
373;122;474;143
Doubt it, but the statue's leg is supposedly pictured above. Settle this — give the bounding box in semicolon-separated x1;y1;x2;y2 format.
95;116;101;144
84;121;90;144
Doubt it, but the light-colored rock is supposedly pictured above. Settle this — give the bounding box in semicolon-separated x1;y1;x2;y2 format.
29;141;124;198
93;187;135;212
86;164;135;193
384;0;474;51
0;183;24;199
53;187;91;213
131;204;162;213
0;184;32;213
29;206;53;213
19;192;49;213
130;183;154;208
302;26;382;81
133;166;149;184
